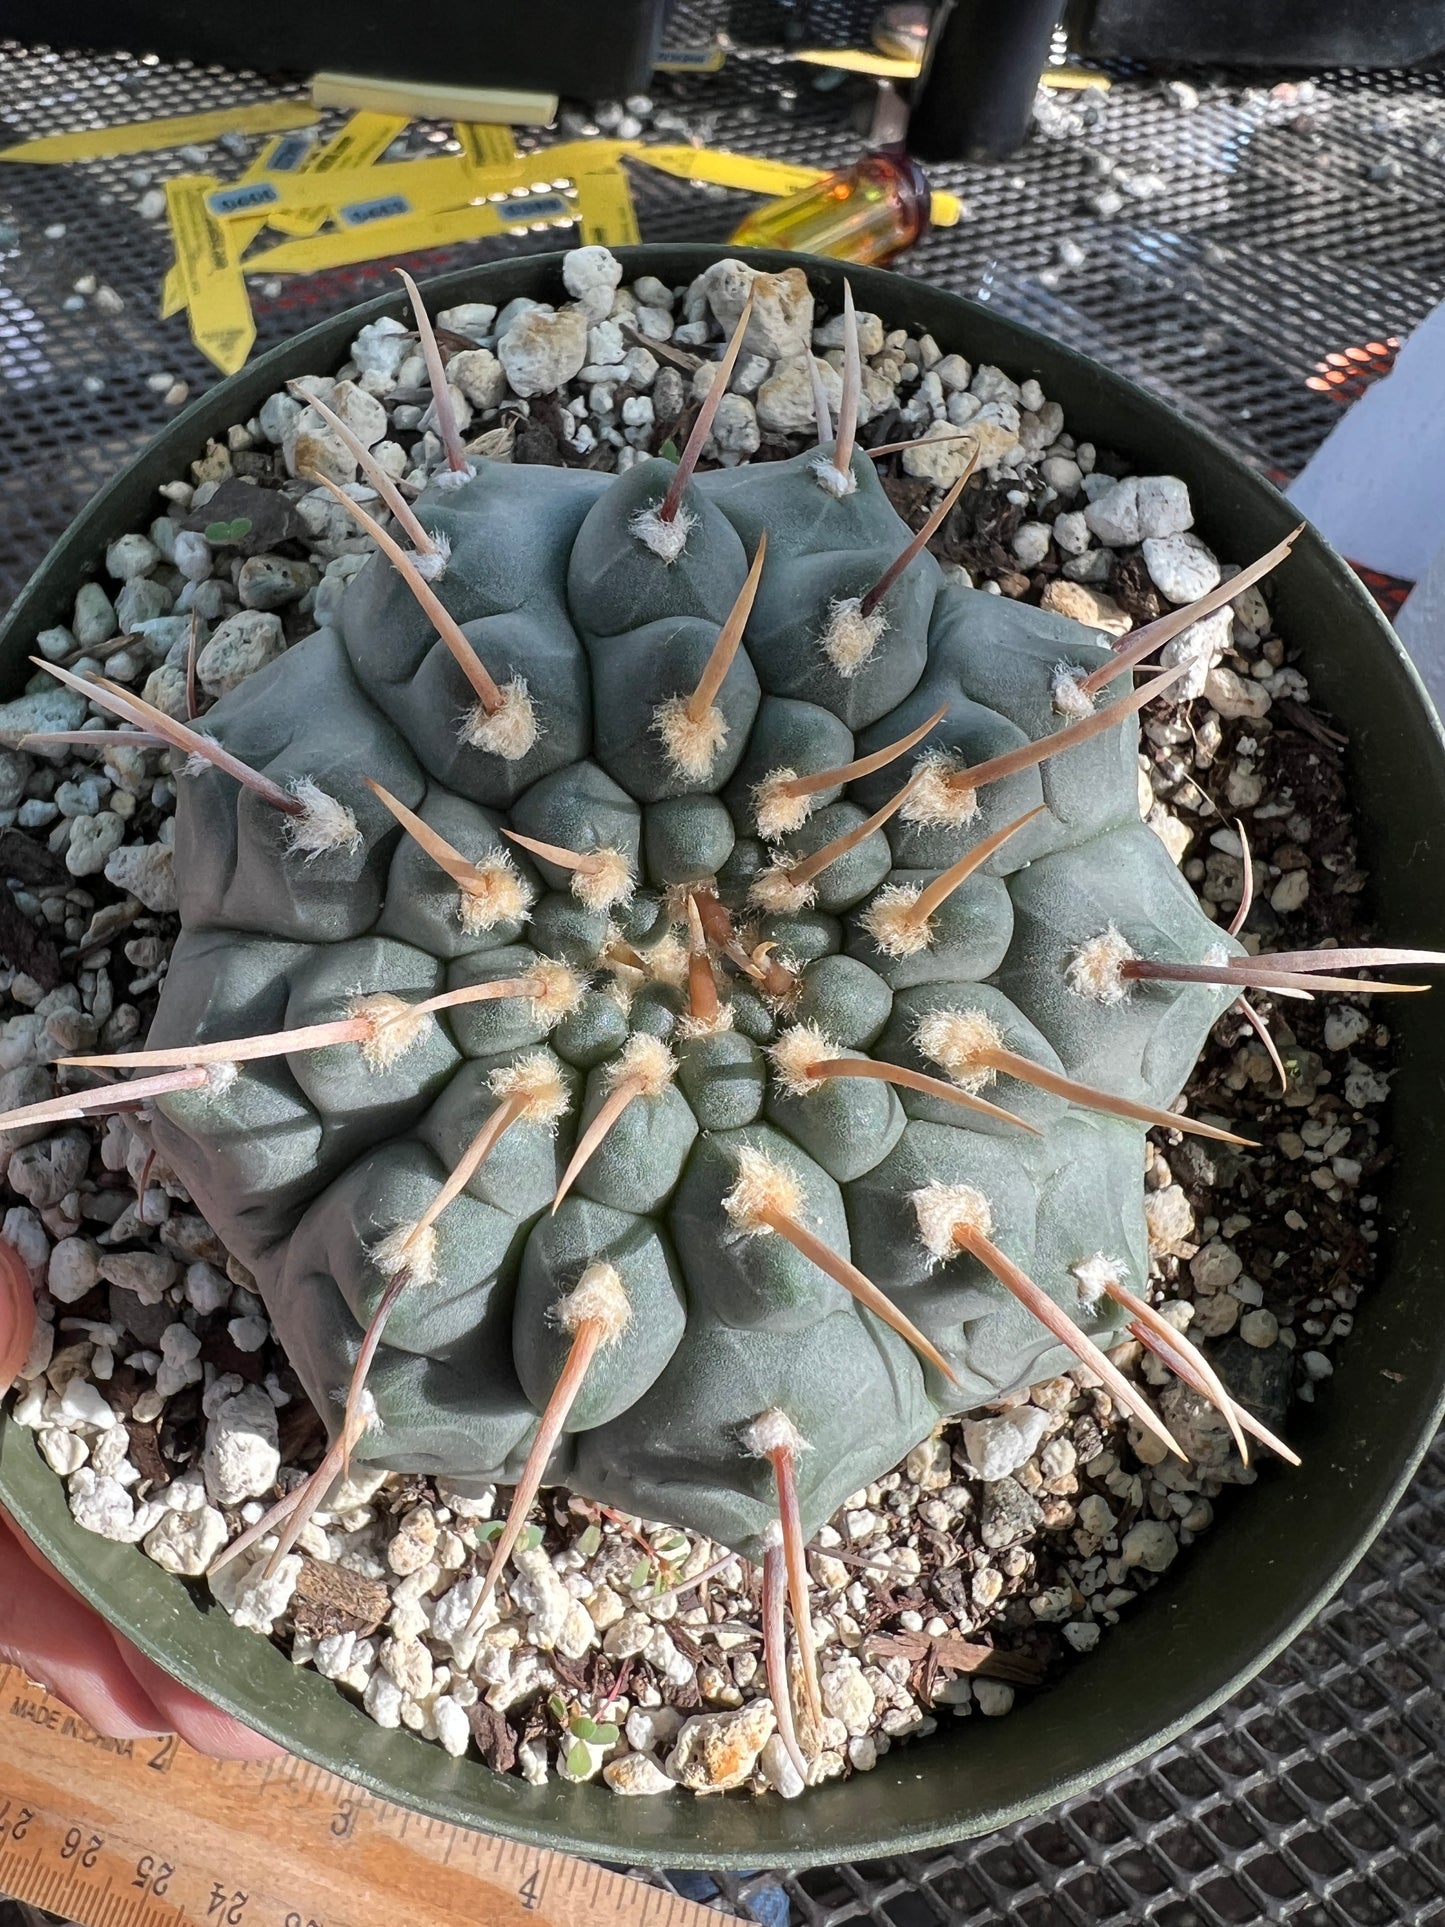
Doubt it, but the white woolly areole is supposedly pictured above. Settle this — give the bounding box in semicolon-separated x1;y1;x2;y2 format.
820;596;887;678
1203;942;1233;968
371;1219;438;1287
742;1407;810;1459
1067;924;1136;1005
525;957;588;1025
1072;1252;1127;1312
1050;663;1095;720
431;465;473;493
411;531;452;582
677;1002;736;1040
629;502;695;563
462;678;538;762
641;929;688;988
761;1518;784;1552
753;770;813;842
487;1049;569;1127
459;852;533;934
204;1060;240;1096
768;1023;835;1096
810;454;857;499
653;695;729;783
914;1007;1004;1094
557;1261;631;1343
910;1181;993;1261
749;863;816;915
861;882;933;960
573;847;634;913
349;992;432;1070
606;1030;677;1097
899;752;980;827
284;780;363;860
723;1144;803;1236
183;731;224;778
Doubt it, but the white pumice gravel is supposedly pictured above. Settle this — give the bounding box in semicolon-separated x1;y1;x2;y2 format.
0;248;1392;1796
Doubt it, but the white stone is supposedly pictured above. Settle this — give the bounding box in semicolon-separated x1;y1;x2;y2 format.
39;1428;88;1475
562;246;623;320
497;306;589;396
935;353;972;391
227;1314;269;1352
510;1543;572;1649
1204;665;1271;720
1083;477;1142;547
1041;454;1083;495
433;1695;471;1757
1324;1005;1370;1052
1270;870;1310;914
821;1664;876;1736
364;1671;404;1729
709;393;761;457
1142;532;1221;604
1160;606;1233;699
702;259;814;360
604;1752;677;1795
185;1261;231;1314
973;1678;1016;1716
1011;521;1052;568
66;811;126;878
48;1236;101;1304
1052;509;1091;556
754;355;839;435
203;1383;280;1505
902;420;977;487
230;1553;301;1634
1190;1241;1243;1292
443;348;504;413
666;1701;777;1790
962;1406;1051;1481
350;317;412;380
970;363;1021;406
143;1503;228;1575
69;1467;137;1540
436;302;497;341
1135;474;1193;538
625;1705;683;1754
106;533;160;582
196;610;284;699
757;1733;806;1798
56;1379;117;1430
1120;1521;1179;1573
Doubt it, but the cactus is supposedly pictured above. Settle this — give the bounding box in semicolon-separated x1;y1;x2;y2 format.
16;269;1444;1754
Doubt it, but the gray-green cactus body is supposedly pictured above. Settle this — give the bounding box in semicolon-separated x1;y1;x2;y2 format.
144;390;1232;1563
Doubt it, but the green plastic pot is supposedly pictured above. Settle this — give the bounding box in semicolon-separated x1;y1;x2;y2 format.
2;247;1443;1871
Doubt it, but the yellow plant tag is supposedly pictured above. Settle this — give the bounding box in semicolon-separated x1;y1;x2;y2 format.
241;191;574;276
575;161;640;248
265;112;409;237
0;100;316;164
454;121;518;169
164;175;256;375
205;152;526;225
630;144;823;196
654;43;727;74
161;129;318;317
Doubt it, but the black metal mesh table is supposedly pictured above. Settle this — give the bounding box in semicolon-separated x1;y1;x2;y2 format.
1;9;1443;1921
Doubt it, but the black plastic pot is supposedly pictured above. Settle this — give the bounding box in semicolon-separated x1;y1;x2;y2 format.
2;247;1443;1870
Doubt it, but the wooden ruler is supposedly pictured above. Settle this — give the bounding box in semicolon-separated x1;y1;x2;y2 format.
0;1665;713;1927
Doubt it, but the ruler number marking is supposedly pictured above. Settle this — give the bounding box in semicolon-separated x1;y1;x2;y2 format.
133;1852;175;1896
208;1883;250;1923
147;1734;179;1773
61;1826;106;1868
0;1799;36;1840
329;1797;356;1839
284;1913;323;1927
518;1868;542;1911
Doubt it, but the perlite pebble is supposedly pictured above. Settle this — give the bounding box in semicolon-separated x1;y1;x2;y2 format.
666;1701;776;1791
1142;531;1221;604
197;609;285;697
962;1406;1051;1481
1120;1520;1179;1573
498;307;589;397
202;1384;280;1505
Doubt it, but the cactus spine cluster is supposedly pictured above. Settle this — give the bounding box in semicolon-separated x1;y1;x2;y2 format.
18;265;1441;1766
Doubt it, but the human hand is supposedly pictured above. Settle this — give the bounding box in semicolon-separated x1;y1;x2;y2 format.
0;1506;284;1760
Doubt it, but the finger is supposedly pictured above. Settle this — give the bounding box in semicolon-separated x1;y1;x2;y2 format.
0;1534;170;1739
111;1639;286;1762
